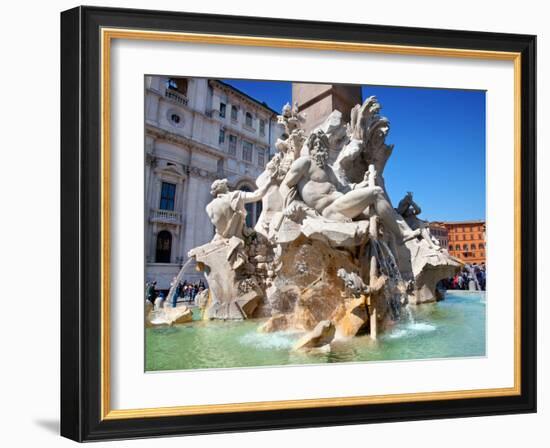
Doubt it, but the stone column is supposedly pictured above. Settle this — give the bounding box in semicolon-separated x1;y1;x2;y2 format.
292;83;362;134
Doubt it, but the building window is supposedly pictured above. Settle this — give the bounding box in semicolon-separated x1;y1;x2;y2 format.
245;112;253;127
239;186;255;227
228;134;237;156
159;182;176;211
170;113;181;124
167;78;188;95
463;244;469;251
219;128;225;145
231;105;238;121
479;243;485;249
471;243;476;250
257;148;265;167
219;102;226;118
256;202;263;223
242;141;253;162
155;231;172;263
259;119;266;136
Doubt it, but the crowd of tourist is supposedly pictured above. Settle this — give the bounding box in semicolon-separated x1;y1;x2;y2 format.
145;279;206;307
438;263;486;291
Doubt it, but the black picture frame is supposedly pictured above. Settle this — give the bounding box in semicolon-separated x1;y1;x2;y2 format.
61;5;536;442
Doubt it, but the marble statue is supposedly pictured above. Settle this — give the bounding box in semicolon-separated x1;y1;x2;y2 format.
181;94;460;341
207;177;274;241
337;268;372;297
396;191;441;250
281;129;420;243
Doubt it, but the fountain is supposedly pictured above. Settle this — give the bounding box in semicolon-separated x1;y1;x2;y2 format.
145;258;204;327
176;97;461;349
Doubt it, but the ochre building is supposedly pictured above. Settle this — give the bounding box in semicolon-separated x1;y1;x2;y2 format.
438;220;486;265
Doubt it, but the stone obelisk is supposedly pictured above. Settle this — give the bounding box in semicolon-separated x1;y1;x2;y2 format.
292;83;362;134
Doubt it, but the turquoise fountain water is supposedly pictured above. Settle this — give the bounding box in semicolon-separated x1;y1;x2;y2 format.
145;290;486;371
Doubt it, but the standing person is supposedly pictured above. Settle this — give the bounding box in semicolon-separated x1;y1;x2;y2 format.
154;291;165;310
460;271;465;288
172;282;182;308
146;281;157;305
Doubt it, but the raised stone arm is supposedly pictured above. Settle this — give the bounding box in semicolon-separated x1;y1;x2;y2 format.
242;171;277;204
282;157;310;189
410;199;422;215
350;164;377;191
397;192;421;217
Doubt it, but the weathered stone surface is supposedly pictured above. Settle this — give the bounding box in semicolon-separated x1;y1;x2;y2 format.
272;212;302;244
235;290;261;317
188;237;260;320
169;306;194;325
396;237;461;304
269;236;360;331
195;288;209;308
301;216;369;248
293;320;336;351
146;304;194;327
331;296;369;338
258;313;289;333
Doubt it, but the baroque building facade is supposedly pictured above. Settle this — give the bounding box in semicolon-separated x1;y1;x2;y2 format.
145;76;282;290
441;220;486;265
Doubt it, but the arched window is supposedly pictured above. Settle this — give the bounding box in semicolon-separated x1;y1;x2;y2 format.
479;243;485;249
155;231;172;263
239;186;255;227
256;201;263;224
471;243;476;250
463;244;469;251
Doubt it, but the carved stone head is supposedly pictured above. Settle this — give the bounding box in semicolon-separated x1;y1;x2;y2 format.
210;178;229;196
308;130;330;167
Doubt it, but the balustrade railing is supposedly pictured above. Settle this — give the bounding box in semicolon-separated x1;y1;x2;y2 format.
150;208;181;223
164;89;189;106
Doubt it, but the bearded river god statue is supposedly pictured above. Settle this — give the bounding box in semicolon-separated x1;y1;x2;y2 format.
182;97;461;344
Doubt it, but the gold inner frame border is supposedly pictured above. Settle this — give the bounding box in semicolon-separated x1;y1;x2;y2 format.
99;27;522;421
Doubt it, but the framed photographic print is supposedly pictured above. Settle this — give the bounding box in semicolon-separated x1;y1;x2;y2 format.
60;6;536;442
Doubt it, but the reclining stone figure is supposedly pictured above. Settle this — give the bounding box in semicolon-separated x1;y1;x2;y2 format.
281;130;420;243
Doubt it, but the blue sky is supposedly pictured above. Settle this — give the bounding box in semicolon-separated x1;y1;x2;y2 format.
223;79;485;222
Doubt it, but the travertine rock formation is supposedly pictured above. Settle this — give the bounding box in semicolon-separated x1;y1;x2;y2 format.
146;303;194;327
179;96;460;340
293;320;336;351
